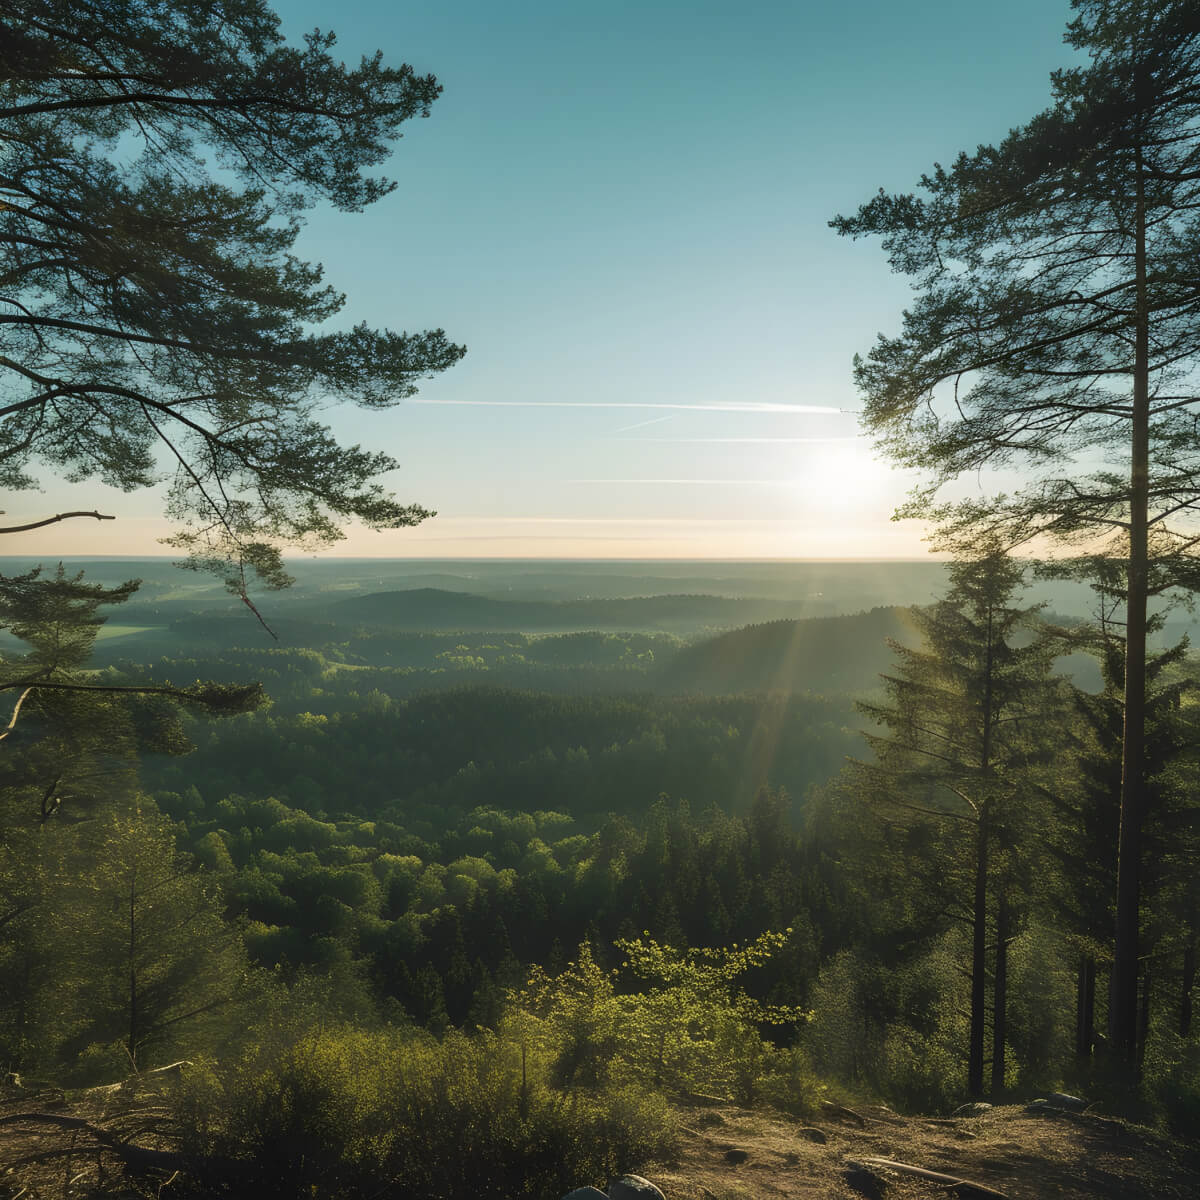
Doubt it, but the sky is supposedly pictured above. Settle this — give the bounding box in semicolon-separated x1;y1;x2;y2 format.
14;0;1082;560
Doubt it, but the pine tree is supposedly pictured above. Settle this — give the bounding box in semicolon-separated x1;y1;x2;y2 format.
1;0;464;589
0;565;260;820
0;566;253;1073
834;0;1200;1065
856;551;1059;1096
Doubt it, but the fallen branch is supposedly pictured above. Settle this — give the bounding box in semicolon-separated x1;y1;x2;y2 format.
85;1061;192;1097
1024;1103;1125;1134
0;1112;238;1178
851;1156;1008;1199
820;1100;867;1127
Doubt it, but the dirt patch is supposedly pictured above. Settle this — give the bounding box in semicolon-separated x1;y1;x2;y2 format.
1;1080;178;1200
649;1101;1200;1200
2;1087;1198;1199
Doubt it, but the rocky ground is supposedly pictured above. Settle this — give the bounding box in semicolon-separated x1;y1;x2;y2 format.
3;1081;1199;1199
646;1097;1200;1199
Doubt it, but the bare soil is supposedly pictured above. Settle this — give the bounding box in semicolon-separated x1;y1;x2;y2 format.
650;1099;1200;1200
3;1084;1198;1199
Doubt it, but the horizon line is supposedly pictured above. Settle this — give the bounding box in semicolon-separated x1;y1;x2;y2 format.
0;553;950;564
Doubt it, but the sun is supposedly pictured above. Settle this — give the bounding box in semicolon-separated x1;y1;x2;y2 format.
789;440;898;518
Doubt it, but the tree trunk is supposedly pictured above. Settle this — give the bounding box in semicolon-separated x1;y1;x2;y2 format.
968;811;990;1098
1182;940;1196;1039
1076;955;1096;1062
1137;960;1151;1067
127;869;138;1071
991;892;1009;1096
970;603;998;1099
1112;143;1149;1071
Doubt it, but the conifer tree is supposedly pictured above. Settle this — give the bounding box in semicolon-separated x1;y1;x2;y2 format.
0;565;261;820
1042;566;1194;1064
73;804;249;1070
834;0;1200;1065
1;0;464;592
856;551;1059;1096
0;564;254;1072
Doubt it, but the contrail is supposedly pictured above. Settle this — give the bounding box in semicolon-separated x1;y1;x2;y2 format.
612;415;674;433
617;436;859;444
568;478;801;485
410;399;844;414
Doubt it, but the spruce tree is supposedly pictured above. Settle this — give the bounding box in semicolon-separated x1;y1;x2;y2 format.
856;551;1059;1096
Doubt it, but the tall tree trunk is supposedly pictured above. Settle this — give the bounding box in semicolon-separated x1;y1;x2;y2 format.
1181;940;1196;1039
991;891;1009;1096
969;603;999;1099
1137;960;1151;1067
968;810;989;1097
127;869;137;1071
1112;144;1149;1070
1076;955;1096;1062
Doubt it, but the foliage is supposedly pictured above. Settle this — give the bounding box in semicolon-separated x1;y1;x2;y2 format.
806;941;966;1113
834;0;1200;1065
74;805;253;1070
177;1025;674;1200
0;796;253;1076
511;932;815;1111
1;0;464;586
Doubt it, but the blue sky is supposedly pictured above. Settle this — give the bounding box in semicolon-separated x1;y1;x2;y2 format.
20;0;1080;559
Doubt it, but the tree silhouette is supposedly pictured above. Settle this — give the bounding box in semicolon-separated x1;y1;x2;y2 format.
855;552;1058;1096
834;0;1200;1066
1;0;464;599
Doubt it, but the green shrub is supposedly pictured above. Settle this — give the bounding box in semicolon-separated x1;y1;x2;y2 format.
1142;1033;1200;1136
176;1025;674;1200
806;938;967;1112
509;932;819;1115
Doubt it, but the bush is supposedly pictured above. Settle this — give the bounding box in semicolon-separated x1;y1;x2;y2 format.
806;938;967;1112
1142;1033;1200;1136
176;1025;674;1200
509;933;820;1115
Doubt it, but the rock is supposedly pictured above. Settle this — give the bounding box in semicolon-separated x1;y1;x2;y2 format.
723;1147;750;1165
563;1190;608;1200
609;1175;666;1200
843;1161;886;1200
1026;1092;1090;1116
952;1101;993;1117
797;1127;827;1144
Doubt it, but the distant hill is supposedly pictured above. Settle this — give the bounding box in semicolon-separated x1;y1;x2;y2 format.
313;588;819;634
654;607;922;696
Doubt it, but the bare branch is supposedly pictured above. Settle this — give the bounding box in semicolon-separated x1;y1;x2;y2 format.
0;510;114;534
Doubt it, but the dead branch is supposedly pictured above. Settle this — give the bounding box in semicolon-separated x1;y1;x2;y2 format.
0;510;114;534
852;1156;1009;1199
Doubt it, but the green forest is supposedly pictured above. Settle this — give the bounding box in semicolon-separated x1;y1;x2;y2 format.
5;1;1200;1198
3;552;1199;1194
